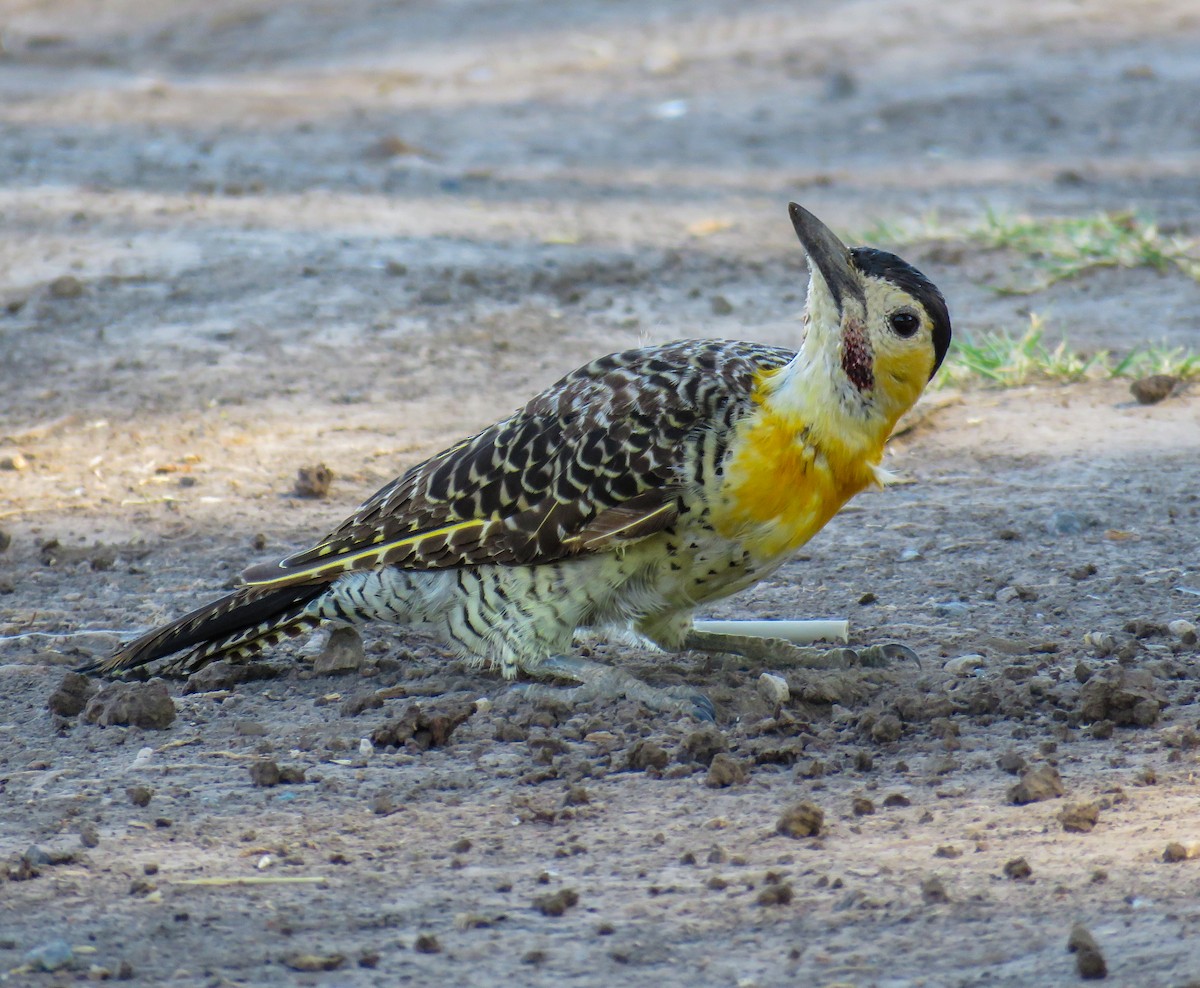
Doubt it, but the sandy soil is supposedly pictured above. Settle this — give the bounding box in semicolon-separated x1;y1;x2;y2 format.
2;1;1200;985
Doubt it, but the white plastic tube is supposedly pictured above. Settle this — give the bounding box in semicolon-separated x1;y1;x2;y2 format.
692;619;850;644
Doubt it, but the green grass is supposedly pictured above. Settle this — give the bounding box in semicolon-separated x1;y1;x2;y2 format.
938;316;1200;389
855;209;1200;294
972;210;1200;294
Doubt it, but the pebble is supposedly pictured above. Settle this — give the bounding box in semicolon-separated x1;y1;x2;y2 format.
24;939;74;972
126;785;153;807
281;953;346;972
1068;924;1107;979
1003;857;1032;880
705;753;747;788
78;823;100;848
710;295;734;316
1168;619;1197;645
934;601;970;618
1008;764;1064;805
1059;802;1100;833
1129;373;1178;405
943;654;984;677
1046;509;1095;535
0;449;29;471
414;934;441;953
48;275;84;299
882;792;911;807
313;626;365;675
758;672;790;705
776;801;824;838
677;723;728;766
1162;842;1191;863
83;680;176;730
996;749;1027;775
627;739;669;771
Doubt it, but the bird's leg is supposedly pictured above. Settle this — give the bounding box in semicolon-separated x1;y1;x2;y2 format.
514;653;716;722
681;629;917;669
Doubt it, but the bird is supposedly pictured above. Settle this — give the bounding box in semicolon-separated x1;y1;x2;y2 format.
88;203;951;717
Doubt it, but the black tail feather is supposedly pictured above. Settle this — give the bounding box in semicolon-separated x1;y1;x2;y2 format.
80;582;329;677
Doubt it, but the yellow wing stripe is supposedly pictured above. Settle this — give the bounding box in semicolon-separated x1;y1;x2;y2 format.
243;519;486;587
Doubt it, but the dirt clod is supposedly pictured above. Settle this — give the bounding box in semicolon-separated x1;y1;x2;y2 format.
705;752;747;788
413;934;440;954
78;823;100;848
1008;764;1064;805
82;680;176;730
1059;802;1100;833
126;785;153;807
852;797;875;816
183;661;281;693
756;882;794;906
871;714;903;743
628;739;669;771
776;801;824;839
532;888;579;916
370;701;475;750
1162;842;1190;863
1078;668;1161;726
1068;924;1107;979
48;671;98;717
249;760;281;787
920;875;949;904
293;463;334;498
1003;857;1032;880
677;723;727;766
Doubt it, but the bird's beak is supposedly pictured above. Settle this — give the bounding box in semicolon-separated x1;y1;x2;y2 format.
788;202;865;316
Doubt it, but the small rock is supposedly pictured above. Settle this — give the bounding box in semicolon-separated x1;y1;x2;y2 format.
1068;924;1107;979
920;875;949;904
944;654;984;677
758;672;790;705
281;953;347;972
1046;509;1095;535
776;801;823;838
996;749;1027;775
1129;374;1178;405
934;601;970;618
78;823;100;848
1168;619;1197;645
370;700;475;750
278;765;307;784
871;714;902;743
24;939;74;972
312;626;365;675
48;671;98;717
293;463;334;498
1068;563;1097;580
82;680;176;730
1162;842;1190;863
371;793;394;816
126;785;153;807
705;753;747;788
934;845;962;859
1059;802;1100;834
48;275;84;299
0;449;29;471
756;882;794;906
1089;720;1114;740
417;285;453;305
0;528;11;553
414;933;441;953
1008;764;1064;805
851;797;875;816
882;792;911;808
249;760;281;787
710;295;734;315
1003;857;1032;880
532;888;579;916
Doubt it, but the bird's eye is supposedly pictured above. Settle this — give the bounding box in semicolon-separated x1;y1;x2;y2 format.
889;311;920;338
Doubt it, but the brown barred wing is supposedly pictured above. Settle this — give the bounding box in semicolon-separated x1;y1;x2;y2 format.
242;340;794;587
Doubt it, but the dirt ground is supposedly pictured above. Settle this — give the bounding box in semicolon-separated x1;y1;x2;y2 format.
2;1;1200;985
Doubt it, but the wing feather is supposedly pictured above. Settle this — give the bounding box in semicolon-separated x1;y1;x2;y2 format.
243;340;793;588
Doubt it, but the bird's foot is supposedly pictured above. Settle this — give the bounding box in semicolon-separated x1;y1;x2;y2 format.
681;630;918;670
513;653;715;722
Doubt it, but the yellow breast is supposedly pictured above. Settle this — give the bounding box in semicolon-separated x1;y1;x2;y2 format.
710;406;882;560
